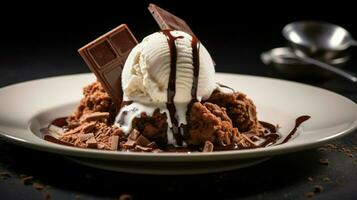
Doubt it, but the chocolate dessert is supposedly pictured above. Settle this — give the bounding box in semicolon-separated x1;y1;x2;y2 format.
42;4;310;152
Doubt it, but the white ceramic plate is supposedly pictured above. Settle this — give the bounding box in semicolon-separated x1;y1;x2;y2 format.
0;73;356;174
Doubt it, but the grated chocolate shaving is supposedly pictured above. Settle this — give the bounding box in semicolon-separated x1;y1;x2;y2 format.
82;112;110;122
135;145;153;152
78;133;95;142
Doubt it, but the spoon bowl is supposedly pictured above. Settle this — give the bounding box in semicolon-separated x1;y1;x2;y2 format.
282;21;356;60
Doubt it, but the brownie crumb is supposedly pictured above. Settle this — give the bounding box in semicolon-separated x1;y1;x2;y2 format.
306;192;315;198
119;194;133;200
314;185;324;193
319;158;329;165
67;82;116;124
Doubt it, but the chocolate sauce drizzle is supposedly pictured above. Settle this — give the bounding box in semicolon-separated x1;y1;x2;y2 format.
216;82;235;93
190;35;200;102
161;30;184;145
281;115;311;144
160;30;201;146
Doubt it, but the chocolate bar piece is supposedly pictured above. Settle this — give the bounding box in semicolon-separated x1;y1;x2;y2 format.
148;3;196;37
78;24;138;106
148;4;216;65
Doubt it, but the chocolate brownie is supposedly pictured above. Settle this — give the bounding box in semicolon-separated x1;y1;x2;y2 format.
206;89;259;133
184;102;239;146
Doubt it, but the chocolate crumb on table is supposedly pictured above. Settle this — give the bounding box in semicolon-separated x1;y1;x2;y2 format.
314;185;324;193
306;191;315;198
0;171;11;179
325;143;337;149
322;177;331;182
319;158;329;165
32;182;46;190
20;175;33;185
119;194;133;200
43;191;52;200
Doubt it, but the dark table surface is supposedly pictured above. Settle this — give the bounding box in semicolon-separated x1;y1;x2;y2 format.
1;2;357;199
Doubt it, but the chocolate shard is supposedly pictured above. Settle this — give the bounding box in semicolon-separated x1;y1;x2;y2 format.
78;24;138;107
203;141;214;152
82;112;109;122
44;135;74;147
135;135;151;147
123;140;136;148
128;129;140;141
81;122;96;133
148;3;195;37
109;135;119;150
86;137;98;148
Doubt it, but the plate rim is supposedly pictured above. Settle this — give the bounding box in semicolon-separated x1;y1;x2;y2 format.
0;72;356;162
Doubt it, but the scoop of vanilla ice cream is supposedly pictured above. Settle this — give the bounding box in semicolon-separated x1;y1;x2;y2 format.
117;30;216;143
121;30;216;104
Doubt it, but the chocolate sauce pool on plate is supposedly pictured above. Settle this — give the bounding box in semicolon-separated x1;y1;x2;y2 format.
281;115;311;144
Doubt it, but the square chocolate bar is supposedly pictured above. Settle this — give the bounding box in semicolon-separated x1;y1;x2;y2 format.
78;24;138;106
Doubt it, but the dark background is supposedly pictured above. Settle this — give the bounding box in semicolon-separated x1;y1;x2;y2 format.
1;1;357;200
1;0;357;86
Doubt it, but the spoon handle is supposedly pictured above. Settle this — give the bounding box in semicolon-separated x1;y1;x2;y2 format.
300;56;357;83
351;40;357;46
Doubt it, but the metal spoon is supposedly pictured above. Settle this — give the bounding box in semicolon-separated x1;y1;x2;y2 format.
295;50;357;82
283;21;357;82
283;21;357;51
261;47;350;79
